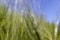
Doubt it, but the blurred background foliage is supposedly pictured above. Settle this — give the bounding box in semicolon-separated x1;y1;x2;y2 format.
0;0;60;40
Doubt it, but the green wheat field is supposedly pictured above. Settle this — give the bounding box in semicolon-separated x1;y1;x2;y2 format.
0;1;60;40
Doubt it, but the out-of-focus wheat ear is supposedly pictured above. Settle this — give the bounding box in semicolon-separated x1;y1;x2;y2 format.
12;0;17;16
54;18;59;40
14;0;17;10
6;5;11;16
20;6;25;23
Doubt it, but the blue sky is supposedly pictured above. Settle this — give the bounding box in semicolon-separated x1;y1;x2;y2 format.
0;0;60;22
40;0;60;22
